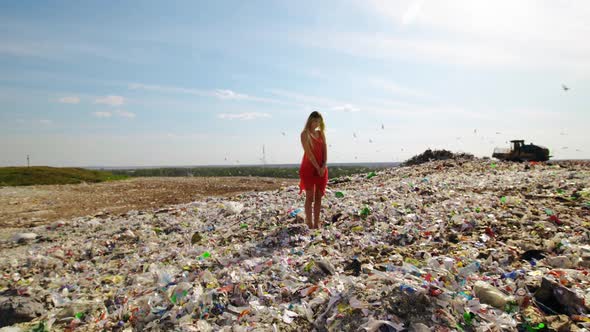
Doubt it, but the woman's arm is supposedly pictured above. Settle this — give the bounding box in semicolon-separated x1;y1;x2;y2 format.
301;131;321;170
321;131;327;166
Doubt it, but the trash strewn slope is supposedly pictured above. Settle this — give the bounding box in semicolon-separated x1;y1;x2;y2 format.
1;159;589;331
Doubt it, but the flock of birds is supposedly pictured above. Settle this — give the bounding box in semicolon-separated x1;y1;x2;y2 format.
224;84;580;164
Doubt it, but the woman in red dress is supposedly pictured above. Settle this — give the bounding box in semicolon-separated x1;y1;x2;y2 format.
299;111;328;229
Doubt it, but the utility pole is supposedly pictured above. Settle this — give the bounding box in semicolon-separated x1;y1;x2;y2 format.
262;145;267;165
27;155;30;167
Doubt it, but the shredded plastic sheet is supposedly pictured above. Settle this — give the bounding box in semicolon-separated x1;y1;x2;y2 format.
1;159;589;330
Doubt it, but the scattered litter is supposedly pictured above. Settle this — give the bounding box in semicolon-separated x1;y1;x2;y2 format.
11;233;37;243
402;149;474;166
1;159;589;330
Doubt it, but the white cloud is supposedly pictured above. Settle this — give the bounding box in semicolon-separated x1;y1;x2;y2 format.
351;0;590;73
39;119;52;125
267;89;353;109
213;89;250;100
129;83;284;104
95;95;126;107
279;1;590;75
369;79;429;99
331;104;360;112
218;112;271;120
58;96;80;104
93;111;112;118
401;0;424;25
0;39;143;63
297;30;522;68
92;110;135;119
116;110;136;118
128;83;207;96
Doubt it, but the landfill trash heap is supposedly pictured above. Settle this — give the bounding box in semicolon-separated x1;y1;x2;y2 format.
403;149;475;167
1;159;589;331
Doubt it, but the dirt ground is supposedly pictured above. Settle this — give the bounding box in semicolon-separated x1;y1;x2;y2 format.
0;177;297;229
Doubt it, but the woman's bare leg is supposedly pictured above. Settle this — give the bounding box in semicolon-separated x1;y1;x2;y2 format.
305;188;314;228
313;190;322;228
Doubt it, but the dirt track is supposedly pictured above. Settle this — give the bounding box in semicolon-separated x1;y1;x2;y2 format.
0;177;297;229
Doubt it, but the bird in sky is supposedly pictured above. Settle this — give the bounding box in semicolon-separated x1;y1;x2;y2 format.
562;84;569;91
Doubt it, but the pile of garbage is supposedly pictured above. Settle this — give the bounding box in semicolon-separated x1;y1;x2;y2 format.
1;159;589;331
403;149;475;166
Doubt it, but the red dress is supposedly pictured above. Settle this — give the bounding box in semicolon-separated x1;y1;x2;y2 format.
299;133;328;196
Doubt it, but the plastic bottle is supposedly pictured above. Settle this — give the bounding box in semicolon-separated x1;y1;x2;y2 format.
463;311;475;326
170;282;191;305
399;284;416;294
473;281;512;309
458;261;480;278
359;207;371;218
501;270;524;280
289;208;302;217
523;322;545;331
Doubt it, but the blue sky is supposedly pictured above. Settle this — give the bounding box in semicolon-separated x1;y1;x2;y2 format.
1;0;589;166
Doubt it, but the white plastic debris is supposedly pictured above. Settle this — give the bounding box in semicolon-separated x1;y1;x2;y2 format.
11;232;37;242
0;159;589;330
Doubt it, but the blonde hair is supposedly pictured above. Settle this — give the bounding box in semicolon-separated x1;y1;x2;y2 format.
303;111;325;133
302;111;326;153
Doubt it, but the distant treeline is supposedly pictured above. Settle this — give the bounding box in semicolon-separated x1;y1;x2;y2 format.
109;166;389;179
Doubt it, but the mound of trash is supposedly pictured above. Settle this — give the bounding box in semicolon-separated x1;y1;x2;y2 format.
403;149;474;166
1;159;589;331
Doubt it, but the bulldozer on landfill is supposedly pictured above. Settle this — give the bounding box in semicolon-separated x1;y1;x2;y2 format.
492;140;550;162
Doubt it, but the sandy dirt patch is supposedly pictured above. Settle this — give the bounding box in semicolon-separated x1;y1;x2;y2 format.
0;177;297;229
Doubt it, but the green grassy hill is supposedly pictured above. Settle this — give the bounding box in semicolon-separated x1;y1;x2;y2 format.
0;167;127;186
